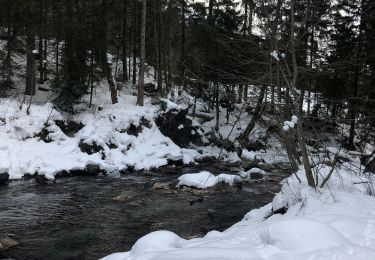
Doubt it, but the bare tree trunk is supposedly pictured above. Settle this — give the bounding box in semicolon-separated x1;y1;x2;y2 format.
240;85;266;139
155;0;163;95
166;0;173;91
349;67;359;148
43;0;48;82
26;33;36;96
242;0;248;34
132;0;137;85
215;83;220;131
89;51;94;108
3;18;13;93
122;0;128;82
284;132;299;171
55;40;59;82
244;85;248;103
238;85;243;103
273;0;282;110
348;0;365;149
38;0;44;83
270;59;275;111
290;0;315;188
107;62;118;104
137;0;146;106
102;0;118;104
179;0;186;87
248;0;254;35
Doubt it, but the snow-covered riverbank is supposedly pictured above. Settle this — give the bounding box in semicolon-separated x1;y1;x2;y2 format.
102;163;375;260
0;91;205;180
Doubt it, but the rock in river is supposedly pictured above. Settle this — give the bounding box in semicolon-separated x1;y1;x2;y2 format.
0;234;19;251
0;172;9;184
112;191;136;202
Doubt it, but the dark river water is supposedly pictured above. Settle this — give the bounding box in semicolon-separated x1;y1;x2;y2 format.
0;165;288;260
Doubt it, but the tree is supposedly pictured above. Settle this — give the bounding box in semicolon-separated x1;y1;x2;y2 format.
137;0;146;106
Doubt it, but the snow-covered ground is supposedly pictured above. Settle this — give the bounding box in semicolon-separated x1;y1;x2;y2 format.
102;163;375;260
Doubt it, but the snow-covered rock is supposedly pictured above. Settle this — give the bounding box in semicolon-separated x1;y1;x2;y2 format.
240;167;265;179
177;171;241;189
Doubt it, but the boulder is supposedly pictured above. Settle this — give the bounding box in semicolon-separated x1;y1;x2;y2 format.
79;141;105;159
155;100;202;148
54;120;84;137
144;83;157;94
152;182;170;190
86;164;102;176
34;126;53;143
35;174;55;184
257;163;276;172
0;173;9;185
112;191;136;202
241;158;263;171
250;171;264;180
0;234;19;251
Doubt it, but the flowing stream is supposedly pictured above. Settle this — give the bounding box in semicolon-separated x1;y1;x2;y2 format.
0;164;289;260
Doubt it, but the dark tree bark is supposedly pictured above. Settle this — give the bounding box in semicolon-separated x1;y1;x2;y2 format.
132;0;137;85
122;0;128;82
290;0;315;188
179;0;186;87
240;85;266;139
137;0;146;106
215;83;220;131
26;33;36;96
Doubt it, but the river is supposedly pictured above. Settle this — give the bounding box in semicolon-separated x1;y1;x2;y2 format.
0;164;289;259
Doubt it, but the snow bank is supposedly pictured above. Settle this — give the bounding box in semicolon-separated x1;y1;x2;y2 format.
0;92;200;180
177;171;241;189
102;164;375;260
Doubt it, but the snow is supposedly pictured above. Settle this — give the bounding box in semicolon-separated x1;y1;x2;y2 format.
291;115;298;124
282;125;290;132
0;90;200;179
271;50;280;61
241;149;257;160
102;164;375;260
283;115;298;132
160;98;187;112
177;171;241;189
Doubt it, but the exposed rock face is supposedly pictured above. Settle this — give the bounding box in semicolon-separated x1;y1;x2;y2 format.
79;141;105;159
125;118;151;136
0;172;9;184
54;120;84;137
155;101;202;148
34;126;53;143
